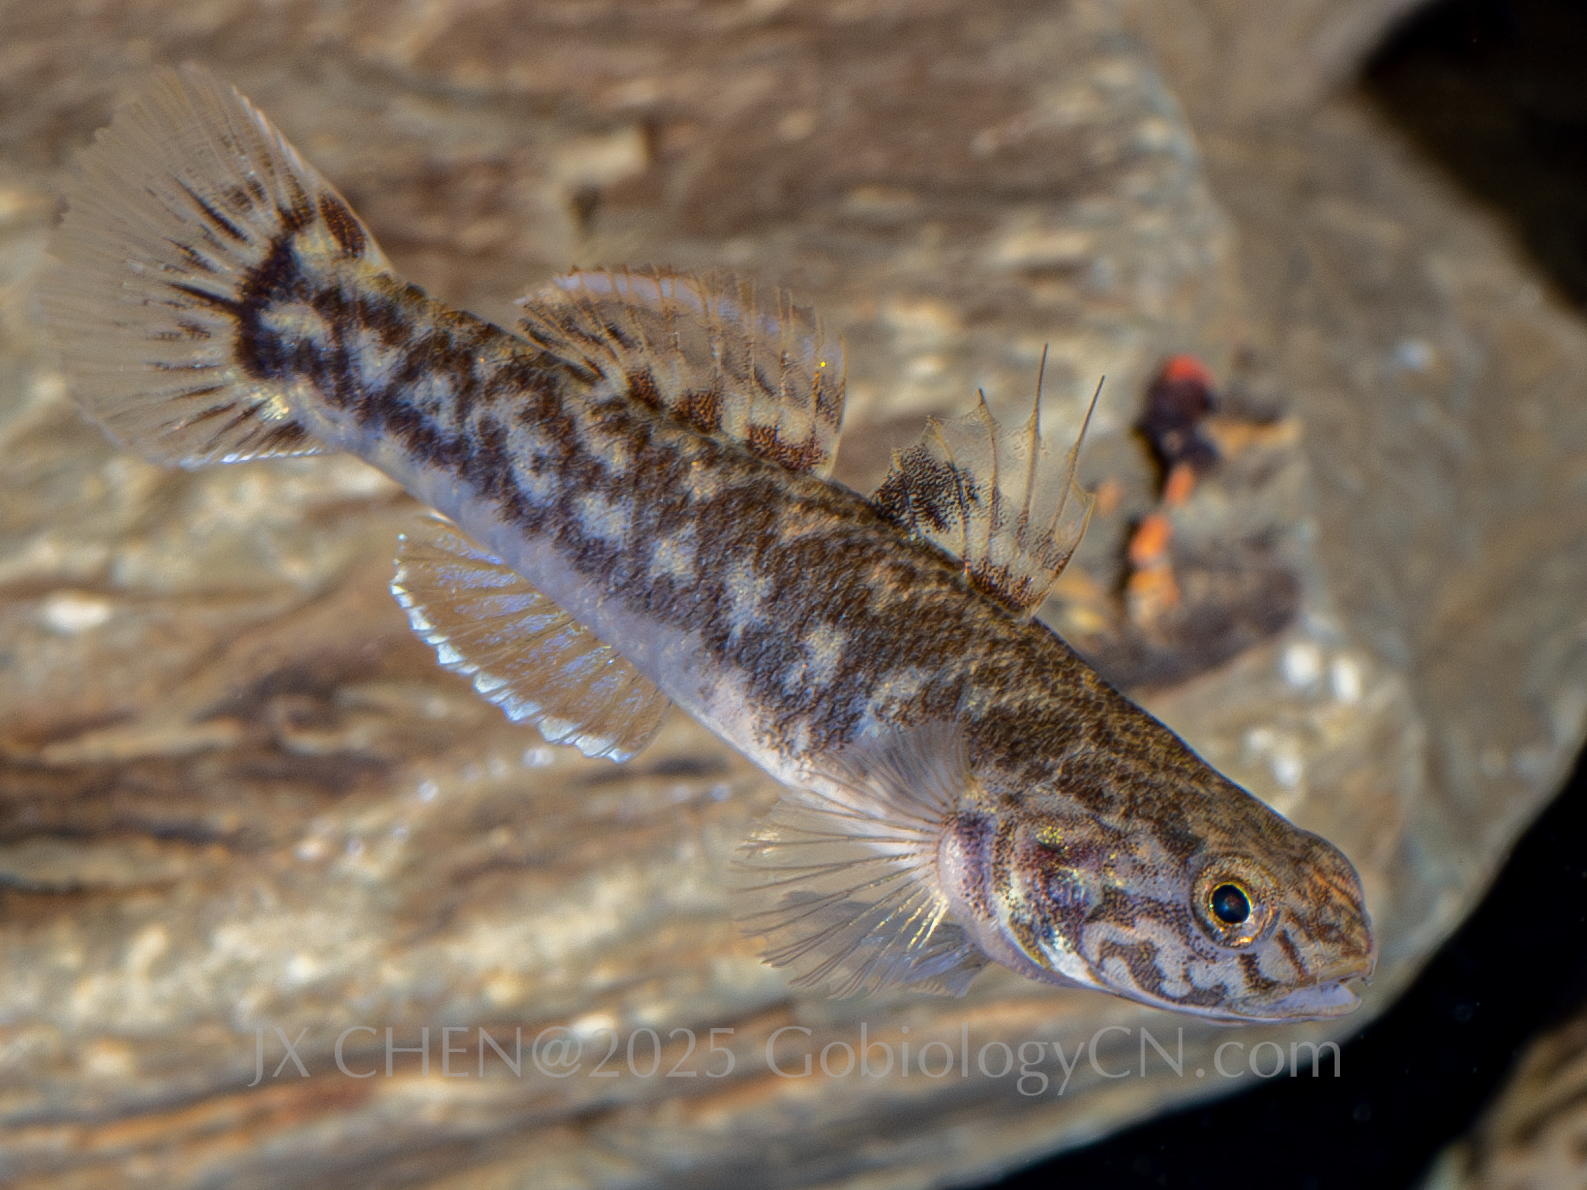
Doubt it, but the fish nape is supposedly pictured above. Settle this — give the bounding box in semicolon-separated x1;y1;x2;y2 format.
39;64;1376;1021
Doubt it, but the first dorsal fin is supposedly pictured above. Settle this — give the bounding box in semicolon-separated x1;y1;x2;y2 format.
737;724;990;997
870;370;1099;617
515;268;846;478
391;516;671;762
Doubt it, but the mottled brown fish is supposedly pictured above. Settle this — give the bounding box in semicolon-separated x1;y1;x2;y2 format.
40;66;1375;1020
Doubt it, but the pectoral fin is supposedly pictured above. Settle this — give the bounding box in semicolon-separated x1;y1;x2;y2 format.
391;516;671;762
738;723;989;997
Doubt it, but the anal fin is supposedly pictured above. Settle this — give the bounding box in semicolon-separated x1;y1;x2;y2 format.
870;371;1099;617
391;516;671;762
516;268;846;478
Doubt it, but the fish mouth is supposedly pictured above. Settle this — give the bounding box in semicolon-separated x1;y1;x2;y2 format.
1151;976;1366;1025
1106;972;1369;1025
1217;945;1375;1022
1235;977;1364;1021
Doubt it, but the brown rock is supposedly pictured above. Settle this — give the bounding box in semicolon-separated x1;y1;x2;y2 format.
1122;0;1429;128
1421;1010;1587;1190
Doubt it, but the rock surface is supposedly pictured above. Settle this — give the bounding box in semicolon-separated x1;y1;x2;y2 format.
1421;1008;1587;1190
1122;0;1429;127
3;1;1587;1187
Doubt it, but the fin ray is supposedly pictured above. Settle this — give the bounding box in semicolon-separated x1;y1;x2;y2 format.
738;724;988;997
39;65;388;467
391;516;671;762
870;374;1099;617
515;268;846;478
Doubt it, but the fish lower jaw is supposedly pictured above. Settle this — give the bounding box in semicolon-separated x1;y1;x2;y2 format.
1219;947;1377;1022
1171;977;1365;1025
1024;945;1368;1023
1233;978;1364;1021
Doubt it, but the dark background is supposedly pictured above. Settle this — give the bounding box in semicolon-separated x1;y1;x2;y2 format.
995;1;1587;1186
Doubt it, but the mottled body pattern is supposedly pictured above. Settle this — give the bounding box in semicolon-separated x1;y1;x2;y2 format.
41;67;1375;1020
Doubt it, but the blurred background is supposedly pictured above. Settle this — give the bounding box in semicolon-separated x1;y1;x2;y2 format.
1;1;1584;1188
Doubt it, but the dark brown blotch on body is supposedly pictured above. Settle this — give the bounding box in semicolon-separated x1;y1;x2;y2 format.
1238;952;1282;994
1274;928;1309;979
216;220;1217;837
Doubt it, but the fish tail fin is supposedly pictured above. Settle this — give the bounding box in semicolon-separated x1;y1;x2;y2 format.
38;64;389;467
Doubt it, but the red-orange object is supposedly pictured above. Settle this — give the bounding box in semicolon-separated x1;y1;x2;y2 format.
1128;512;1173;568
1160;354;1215;389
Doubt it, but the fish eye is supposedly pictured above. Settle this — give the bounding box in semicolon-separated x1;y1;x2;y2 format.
1192;864;1272;947
1209;883;1250;925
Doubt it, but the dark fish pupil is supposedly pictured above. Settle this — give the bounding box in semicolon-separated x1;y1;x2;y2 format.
1210;883;1251;925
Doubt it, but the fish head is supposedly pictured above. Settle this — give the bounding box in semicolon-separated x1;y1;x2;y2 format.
984;777;1376;1023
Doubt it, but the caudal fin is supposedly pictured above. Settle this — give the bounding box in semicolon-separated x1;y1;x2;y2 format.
38;64;388;467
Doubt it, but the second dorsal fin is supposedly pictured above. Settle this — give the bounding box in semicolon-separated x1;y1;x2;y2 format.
391;515;671;762
870;373;1099;618
515;268;846;478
